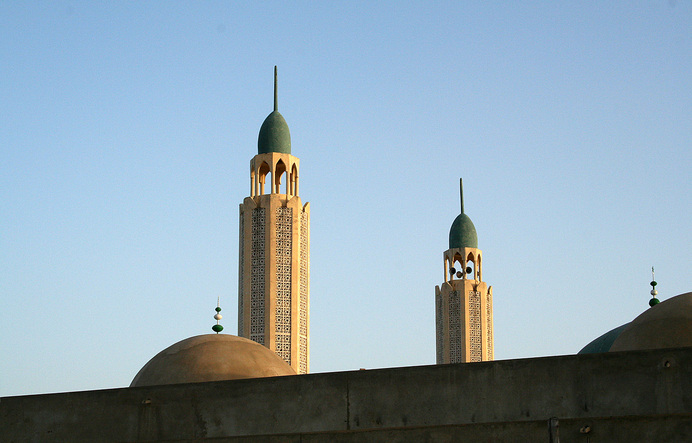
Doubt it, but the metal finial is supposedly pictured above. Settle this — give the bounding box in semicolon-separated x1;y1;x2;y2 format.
649;266;659;307
459;178;465;214
273;66;278;112
212;297;224;333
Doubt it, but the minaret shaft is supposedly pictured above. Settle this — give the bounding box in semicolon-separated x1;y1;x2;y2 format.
435;249;493;363
239;145;309;374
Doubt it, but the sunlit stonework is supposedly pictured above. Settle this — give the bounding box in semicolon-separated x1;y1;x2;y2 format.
435;179;493;363
238;69;310;373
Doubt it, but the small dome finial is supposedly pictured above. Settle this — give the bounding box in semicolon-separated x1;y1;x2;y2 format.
459;178;465;214
212;297;224;333
273;66;278;112
649;266;659;307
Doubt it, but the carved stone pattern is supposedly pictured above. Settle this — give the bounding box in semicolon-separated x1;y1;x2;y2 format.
275;207;292;364
435;293;443;364
486;291;493;360
469;290;482;362
299;336;307;373
238;211;244;336
250;208;265;345
299;212;309;374
448;290;461;363
276;334;291;359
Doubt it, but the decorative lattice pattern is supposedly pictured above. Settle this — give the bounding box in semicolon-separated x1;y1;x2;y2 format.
448;290;462;363
435;293;443;364
469;290;482;362
299;212;309;373
276;334;290;359
275;207;292;363
486;290;493;360
238;211;244;336
299;336;307;373
250;208;266;345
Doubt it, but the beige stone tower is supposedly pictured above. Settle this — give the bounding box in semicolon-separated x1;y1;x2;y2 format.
238;68;310;374
435;179;493;363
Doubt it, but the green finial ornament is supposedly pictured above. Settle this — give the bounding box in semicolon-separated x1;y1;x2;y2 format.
649;266;659;307
212;297;224;333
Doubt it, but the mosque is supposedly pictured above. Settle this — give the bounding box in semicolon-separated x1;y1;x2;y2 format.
2;69;691;442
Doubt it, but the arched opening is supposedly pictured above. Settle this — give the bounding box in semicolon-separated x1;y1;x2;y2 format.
258;162;271;195
449;252;464;281
275;159;287;194
291;163;299;196
477;254;482;281
466;252;476;281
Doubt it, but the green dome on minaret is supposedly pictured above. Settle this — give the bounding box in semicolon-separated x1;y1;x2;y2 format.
257;66;291;155
448;178;478;249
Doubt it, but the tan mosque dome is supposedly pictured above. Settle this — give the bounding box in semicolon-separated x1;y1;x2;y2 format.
609;292;692;353
130;334;296;387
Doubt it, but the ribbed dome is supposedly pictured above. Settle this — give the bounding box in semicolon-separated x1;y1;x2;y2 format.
257;112;291;154
449;213;478;249
130;334;296;387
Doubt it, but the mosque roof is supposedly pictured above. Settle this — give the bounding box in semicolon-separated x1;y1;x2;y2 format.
578;323;630;354
579;292;692;354
610;292;692;352
130;334;296;387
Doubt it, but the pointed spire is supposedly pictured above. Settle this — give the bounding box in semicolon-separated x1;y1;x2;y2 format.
273;65;278;112
459;178;465;214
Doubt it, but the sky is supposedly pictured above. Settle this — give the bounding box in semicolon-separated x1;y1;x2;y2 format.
1;1;690;397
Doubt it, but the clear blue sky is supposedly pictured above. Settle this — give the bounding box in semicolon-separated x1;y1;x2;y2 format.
1;1;690;396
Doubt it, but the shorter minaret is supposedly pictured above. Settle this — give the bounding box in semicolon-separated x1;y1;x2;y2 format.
435;179;493;363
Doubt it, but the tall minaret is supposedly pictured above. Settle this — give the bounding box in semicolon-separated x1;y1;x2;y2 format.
435;179;493;363
238;67;310;374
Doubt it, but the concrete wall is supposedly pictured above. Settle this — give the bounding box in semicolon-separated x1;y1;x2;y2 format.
2;347;691;442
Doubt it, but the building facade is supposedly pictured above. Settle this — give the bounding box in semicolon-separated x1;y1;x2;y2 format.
238;68;310;374
436;179;493;363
